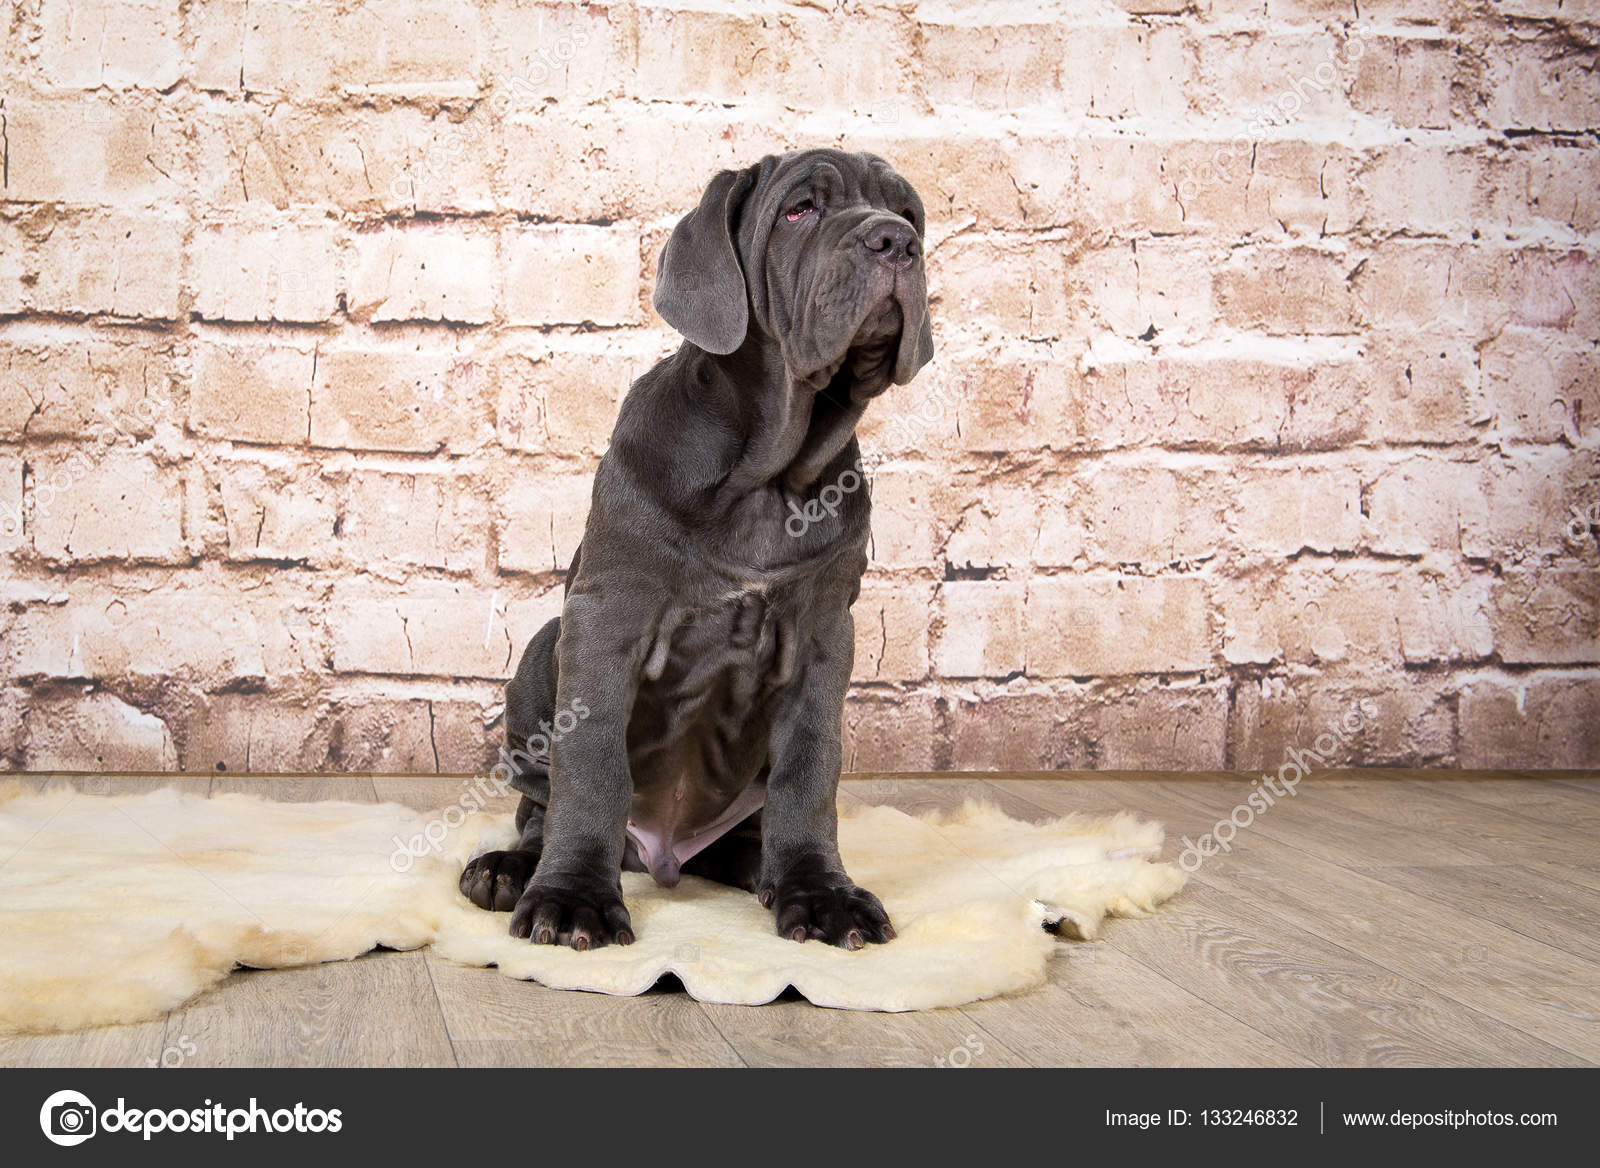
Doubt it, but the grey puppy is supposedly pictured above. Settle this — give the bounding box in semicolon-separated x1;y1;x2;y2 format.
460;148;933;950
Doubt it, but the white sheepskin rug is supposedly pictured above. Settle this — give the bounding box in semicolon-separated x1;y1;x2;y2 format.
0;782;1186;1034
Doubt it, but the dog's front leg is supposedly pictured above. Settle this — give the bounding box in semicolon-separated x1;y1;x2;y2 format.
759;610;895;950
510;593;641;949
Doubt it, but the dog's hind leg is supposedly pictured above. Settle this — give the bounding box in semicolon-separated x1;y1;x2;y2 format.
460;616;559;912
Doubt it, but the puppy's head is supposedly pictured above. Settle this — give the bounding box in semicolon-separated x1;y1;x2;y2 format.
654;149;934;398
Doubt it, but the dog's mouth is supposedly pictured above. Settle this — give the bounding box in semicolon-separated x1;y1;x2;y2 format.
798;295;904;399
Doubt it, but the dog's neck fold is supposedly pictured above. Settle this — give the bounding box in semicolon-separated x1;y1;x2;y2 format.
700;340;870;498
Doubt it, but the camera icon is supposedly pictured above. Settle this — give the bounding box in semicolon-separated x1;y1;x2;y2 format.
40;1090;97;1146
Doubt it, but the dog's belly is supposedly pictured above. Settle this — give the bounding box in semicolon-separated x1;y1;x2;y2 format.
622;590;788;887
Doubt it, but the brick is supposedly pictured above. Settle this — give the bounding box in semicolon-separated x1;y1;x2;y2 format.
1079;464;1227;567
327;578;559;680
920;17;1191;119
1;211;182;319
38;1;184;90
7;584;317;685
853;577;933;684
1396;575;1495;665
190;339;315;446
942;478;1071;572
947;233;1207;346
935;580;1027;679
0;333;178;441
177;694;327;773
215;460;338;565
1360;145;1526;238
19;689;178;771
0;449;22;555
0;688;21;767
1257;142;1363;238
946;687;1079;772
1509;248;1599;335
1350;34;1476;130
349;225;495;324
340;470;488;574
1222;566;1410;667
2;96;186;204
1492;568;1600;665
1361;338;1483;445
946;681;1229;770
496;467;593;574
486;1;639;105
502;105;801;223
1354;245;1598;340
948;349;1077;454
28;450;187;564
1151;134;1364;241
835;130;1076;234
931;233;1084;340
192;101;498;213
192;220;343;323
1230;675;1454;769
1481;329;1600;445
1485;31;1600;132
198;0;483;96
426;698;501;775
1028;576;1211;676
842;691;937;772
1082;352;1370;452
323;697;494;773
1199;27;1367;122
633;5;914;113
1216;247;1360;335
495;335;675;456
1232;466;1362;558
1088;682;1229;770
1461;446;1600;562
309;347;491;454
865;464;942;571
501;225;641;326
1070;238;1217;343
1362;456;1486;557
1527;144;1600;235
1459;675;1600;769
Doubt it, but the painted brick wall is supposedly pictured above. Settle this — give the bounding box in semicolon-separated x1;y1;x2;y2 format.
2;0;1597;774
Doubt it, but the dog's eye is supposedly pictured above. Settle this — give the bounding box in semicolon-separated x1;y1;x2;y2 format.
785;200;817;222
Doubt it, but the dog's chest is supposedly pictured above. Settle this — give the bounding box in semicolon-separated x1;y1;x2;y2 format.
642;586;791;706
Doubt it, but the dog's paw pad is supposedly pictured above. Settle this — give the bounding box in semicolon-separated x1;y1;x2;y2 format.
510;881;634;949
459;849;539;912
764;876;894;949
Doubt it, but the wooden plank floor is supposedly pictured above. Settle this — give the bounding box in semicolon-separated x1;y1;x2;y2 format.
2;771;1597;1068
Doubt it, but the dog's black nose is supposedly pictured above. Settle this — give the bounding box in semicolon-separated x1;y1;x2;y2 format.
860;219;919;269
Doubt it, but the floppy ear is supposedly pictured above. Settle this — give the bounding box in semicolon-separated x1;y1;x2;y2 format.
653;166;758;354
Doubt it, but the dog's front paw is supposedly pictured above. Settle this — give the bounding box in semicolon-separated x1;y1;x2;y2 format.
460;849;539;911
761;860;895;950
510;877;634;949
